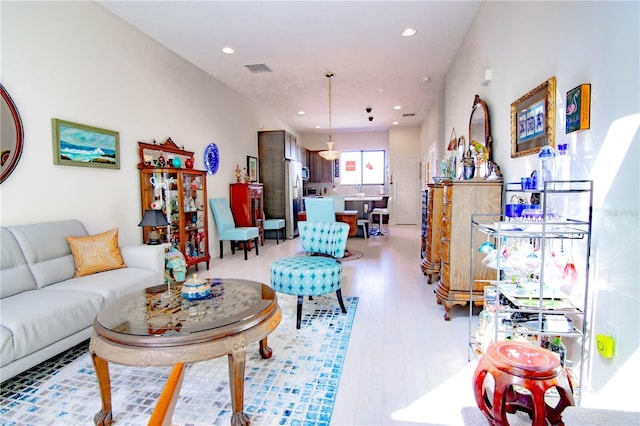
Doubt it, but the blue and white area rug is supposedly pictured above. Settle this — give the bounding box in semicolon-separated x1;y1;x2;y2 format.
0;295;358;426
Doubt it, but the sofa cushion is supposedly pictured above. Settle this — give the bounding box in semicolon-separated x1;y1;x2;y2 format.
8;220;88;288
42;266;159;304
0;289;103;360
0;228;37;298
0;326;14;367
66;228;125;277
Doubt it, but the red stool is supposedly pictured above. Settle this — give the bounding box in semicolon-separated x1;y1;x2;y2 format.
473;341;574;425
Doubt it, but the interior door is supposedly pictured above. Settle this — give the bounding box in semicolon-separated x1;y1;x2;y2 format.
394;156;419;224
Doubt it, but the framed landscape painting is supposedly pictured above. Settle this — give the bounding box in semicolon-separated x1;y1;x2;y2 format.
52;119;119;169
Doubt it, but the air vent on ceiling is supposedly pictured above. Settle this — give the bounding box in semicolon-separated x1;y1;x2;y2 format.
245;64;272;73
402;113;416;117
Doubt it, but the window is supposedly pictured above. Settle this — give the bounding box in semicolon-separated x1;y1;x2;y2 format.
339;150;385;185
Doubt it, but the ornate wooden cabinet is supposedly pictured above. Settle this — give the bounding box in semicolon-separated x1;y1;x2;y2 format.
421;183;444;283
138;140;210;270
230;183;264;247
435;180;502;320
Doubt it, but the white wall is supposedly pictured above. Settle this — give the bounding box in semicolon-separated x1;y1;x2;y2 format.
0;1;284;257
423;0;639;409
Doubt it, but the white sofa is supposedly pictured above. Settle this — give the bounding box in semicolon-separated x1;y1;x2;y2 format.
0;219;165;382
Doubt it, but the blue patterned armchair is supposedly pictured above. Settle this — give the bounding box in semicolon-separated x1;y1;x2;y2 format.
270;221;349;329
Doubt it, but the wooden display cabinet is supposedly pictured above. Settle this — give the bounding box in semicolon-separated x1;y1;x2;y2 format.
230;183;264;247
138;140;210;270
421;183;444;283
435;180;502;320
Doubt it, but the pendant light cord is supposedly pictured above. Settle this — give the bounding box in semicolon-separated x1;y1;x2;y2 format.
327;71;334;143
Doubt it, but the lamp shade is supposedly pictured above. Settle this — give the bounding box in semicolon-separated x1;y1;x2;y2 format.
319;142;341;160
138;209;169;227
139;209;169;245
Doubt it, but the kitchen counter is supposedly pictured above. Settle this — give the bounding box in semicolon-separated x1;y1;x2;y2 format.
344;195;385;201
298;211;358;237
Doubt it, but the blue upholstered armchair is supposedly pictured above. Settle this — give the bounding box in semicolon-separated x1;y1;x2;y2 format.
209;198;259;260
270;221;349;329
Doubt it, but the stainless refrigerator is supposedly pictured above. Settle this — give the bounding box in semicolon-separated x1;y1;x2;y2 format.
284;160;303;238
258;130;303;239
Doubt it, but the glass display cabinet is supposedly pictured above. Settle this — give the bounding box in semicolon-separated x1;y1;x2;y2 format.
138;140;210;270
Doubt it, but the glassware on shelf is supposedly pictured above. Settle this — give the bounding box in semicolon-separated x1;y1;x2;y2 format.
478;235;495;253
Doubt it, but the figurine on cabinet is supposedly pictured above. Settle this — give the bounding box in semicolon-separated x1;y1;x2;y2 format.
462;148;475;180
156;152;166;167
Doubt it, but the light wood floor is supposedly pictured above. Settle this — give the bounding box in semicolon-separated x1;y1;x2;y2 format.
199;225;479;425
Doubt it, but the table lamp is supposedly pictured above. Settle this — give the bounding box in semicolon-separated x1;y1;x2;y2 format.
138;209;169;245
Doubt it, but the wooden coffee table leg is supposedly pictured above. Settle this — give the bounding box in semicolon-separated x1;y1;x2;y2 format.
148;363;186;426
91;352;113;426
259;337;273;359
227;342;250;426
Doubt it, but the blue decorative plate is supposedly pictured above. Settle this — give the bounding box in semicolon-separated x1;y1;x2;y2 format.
204;143;220;175
204;143;219;175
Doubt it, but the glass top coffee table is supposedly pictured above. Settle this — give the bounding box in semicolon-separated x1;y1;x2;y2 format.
89;278;281;426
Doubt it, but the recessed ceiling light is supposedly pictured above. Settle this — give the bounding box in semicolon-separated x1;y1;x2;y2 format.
393;105;403;110
402;28;417;37
298;110;305;116
392;121;399;125
422;76;431;83
315;125;321;129
222;47;235;54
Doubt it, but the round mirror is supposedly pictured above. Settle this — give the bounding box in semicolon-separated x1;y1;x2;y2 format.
1;84;24;184
468;95;492;163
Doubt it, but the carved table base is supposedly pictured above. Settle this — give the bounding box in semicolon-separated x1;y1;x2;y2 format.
90;289;281;426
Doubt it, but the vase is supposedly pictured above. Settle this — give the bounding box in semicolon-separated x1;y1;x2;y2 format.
463;165;475;180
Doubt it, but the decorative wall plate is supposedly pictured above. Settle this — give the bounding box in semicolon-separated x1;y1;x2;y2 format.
204;143;219;175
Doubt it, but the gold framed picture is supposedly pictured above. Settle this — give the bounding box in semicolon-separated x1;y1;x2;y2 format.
510;76;556;158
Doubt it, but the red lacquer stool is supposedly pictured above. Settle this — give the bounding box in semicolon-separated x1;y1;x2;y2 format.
473;341;574;425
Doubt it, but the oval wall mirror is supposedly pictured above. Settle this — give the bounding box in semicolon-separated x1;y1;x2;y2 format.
1;84;24;184
468;95;492;163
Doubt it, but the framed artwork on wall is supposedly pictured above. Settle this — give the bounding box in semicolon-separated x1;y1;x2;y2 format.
566;83;591;133
52;119;119;169
247;155;258;182
510;76;556;158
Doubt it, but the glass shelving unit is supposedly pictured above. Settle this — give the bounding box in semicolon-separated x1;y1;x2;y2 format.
468;180;593;404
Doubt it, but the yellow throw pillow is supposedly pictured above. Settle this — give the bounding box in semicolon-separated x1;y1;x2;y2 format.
67;228;126;277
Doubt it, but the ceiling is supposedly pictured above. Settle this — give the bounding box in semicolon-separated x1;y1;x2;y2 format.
99;1;481;134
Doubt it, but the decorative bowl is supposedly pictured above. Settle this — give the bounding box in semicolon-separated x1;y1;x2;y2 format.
432;176;452;184
181;274;211;300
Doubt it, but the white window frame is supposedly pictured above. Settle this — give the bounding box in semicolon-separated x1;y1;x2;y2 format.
339;150;385;186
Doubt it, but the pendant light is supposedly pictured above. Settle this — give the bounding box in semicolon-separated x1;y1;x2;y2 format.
319;72;341;161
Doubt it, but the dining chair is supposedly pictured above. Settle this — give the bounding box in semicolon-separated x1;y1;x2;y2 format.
208;198;259;260
304;198;336;222
331;195;346;212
